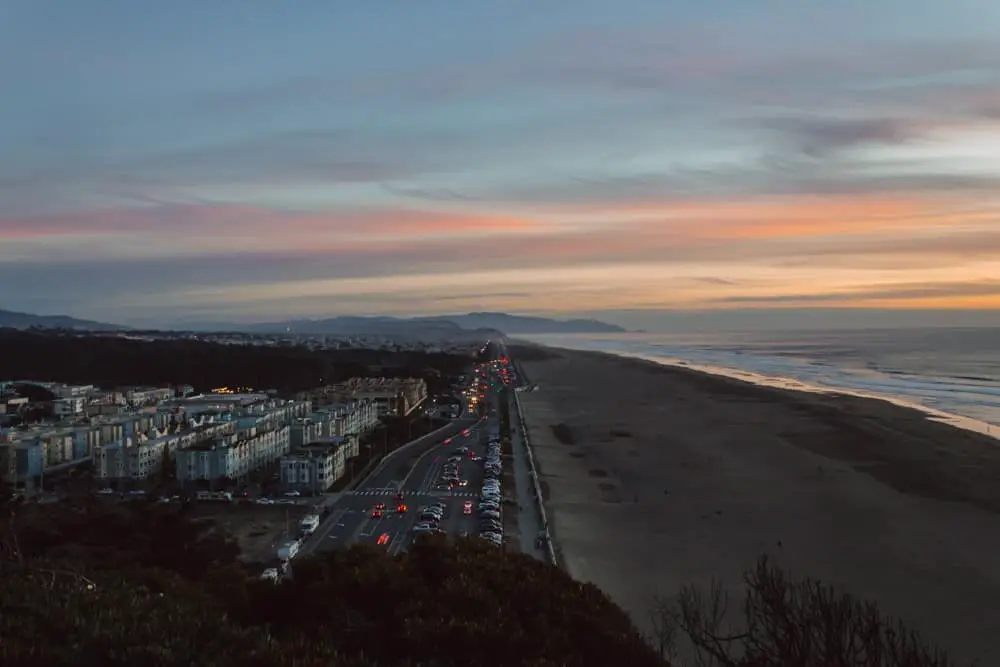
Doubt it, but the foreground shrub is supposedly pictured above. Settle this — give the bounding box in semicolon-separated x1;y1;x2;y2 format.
1;498;661;667
2;496;962;666
648;556;960;667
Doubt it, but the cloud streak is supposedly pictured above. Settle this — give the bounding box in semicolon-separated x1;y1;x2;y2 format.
2;2;1000;323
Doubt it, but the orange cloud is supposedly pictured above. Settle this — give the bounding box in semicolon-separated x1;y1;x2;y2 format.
0;204;544;246
4;191;1000;313
543;193;995;240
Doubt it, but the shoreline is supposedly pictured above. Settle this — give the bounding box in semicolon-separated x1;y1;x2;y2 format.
622;349;1000;441
519;338;999;441
514;343;1000;665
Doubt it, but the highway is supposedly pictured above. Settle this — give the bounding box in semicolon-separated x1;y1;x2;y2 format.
304;387;498;557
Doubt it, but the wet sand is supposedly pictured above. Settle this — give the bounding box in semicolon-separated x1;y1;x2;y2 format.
515;346;1000;665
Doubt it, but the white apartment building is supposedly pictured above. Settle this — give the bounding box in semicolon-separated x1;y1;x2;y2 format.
92;421;236;482
53;396;86;417
280;441;348;493
320;399;380;436
4;427;94;467
176;424;291;483
291;399;375;447
94;437;166;481
49;384;96;399
325;378;428;417
310;434;359;460
123;386;175;406
290;417;326;448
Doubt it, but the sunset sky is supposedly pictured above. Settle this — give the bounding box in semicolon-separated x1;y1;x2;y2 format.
2;0;999;328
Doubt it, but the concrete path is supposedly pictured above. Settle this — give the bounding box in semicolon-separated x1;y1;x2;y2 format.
507;391;547;560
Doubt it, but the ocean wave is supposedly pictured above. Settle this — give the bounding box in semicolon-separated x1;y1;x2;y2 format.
523;331;1000;432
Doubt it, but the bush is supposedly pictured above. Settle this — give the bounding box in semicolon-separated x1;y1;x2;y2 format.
1;491;959;667
1;499;662;667
648;556;960;667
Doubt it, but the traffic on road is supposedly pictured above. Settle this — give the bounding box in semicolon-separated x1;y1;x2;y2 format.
287;362;509;569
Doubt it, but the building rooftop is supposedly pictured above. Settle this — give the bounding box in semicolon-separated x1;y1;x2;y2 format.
284;444;337;459
309;435;349;445
182;437;231;452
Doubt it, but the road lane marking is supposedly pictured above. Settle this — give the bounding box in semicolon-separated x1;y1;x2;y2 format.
419;459;443;493
387;529;407;554
389;512;420;556
349;514;374;543
398;432;455;489
303;507;349;554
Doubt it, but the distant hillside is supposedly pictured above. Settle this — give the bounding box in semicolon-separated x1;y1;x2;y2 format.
0;308;124;332
237;315;492;339
226;312;623;336
440;312;625;334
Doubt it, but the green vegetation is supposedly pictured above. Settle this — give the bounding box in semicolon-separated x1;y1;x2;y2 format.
0;482;964;666
648;556;960;667
0;329;469;395
0;492;660;667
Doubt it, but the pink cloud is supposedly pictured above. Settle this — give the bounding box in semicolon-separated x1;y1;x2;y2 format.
0;204;543;243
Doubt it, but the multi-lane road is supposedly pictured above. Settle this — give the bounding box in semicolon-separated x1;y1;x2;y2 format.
304;392;498;557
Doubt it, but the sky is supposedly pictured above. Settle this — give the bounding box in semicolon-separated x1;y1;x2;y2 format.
2;0;1000;329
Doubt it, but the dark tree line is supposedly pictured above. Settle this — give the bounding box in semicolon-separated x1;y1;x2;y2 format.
0;329;469;395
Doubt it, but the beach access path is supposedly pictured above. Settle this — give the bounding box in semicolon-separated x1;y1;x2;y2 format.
506;389;547;560
515;345;1000;667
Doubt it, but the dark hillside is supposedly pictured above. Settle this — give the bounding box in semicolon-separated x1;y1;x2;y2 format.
2;497;662;667
0;329;468;394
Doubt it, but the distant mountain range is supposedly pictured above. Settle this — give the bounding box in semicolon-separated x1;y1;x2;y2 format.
231;312;625;335
439;312;625;334
0;309;125;332
1;308;624;336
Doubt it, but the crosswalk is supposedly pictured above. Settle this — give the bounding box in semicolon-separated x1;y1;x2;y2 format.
349;489;478;498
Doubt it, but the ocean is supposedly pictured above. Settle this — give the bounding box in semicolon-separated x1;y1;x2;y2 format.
521;327;1000;435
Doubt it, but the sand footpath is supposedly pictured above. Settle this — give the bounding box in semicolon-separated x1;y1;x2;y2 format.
515;346;1000;665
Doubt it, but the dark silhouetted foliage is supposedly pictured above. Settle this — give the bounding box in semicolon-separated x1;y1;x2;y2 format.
10;382;57;402
648;556;964;667
1;486;959;666
1;498;662;667
0;329;469;394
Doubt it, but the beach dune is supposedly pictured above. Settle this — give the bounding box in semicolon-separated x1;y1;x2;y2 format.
515;346;1000;665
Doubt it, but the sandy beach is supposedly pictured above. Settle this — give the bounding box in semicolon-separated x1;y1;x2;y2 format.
514;345;1000;665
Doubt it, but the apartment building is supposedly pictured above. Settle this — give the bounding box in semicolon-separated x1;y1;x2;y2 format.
53;396;86;417
324;378;428;416
176;423;291;483
84;402;126;418
241;398;312;425
290;417;327;449
164;393;271;416
1;424;99;467
94;436;167;481
0;440;44;486
93;420;236;482
1;396;29;414
166;394;311;422
291;398;379;445
310;434;359;459
0;390;310;485
279;439;349;493
50;383;96;399
122;386;175;406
